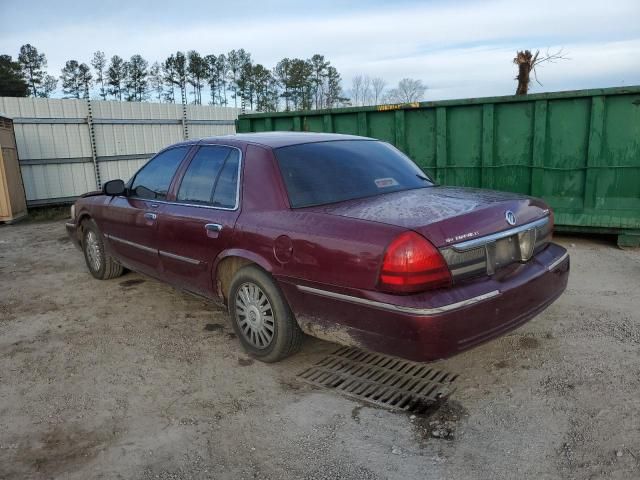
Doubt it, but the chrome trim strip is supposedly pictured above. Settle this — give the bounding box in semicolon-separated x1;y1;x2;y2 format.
105;234;157;254
547;251;569;271
125;197;240;211
296;285;501;315
126;145;242;212
159;250;201;265
451;216;549;251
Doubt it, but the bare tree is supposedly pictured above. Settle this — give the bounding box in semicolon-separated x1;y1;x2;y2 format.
513;48;568;95
361;76;372;105
385;78;426;103
371;77;386;105
351;75;364;106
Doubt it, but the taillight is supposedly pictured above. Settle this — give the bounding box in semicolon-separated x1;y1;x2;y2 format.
378;231;452;294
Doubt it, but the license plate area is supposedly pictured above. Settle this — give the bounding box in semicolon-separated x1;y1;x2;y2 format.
486;235;521;274
493;235;519;268
485;229;536;275
442;216;548;281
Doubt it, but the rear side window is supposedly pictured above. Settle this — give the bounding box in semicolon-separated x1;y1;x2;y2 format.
212;152;240;208
274;140;432;208
177;146;240;208
131;146;189;200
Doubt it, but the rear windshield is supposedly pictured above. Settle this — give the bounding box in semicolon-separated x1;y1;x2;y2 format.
274;140;433;208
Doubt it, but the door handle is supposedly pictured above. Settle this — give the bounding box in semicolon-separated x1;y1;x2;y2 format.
144;212;157;221
205;223;222;233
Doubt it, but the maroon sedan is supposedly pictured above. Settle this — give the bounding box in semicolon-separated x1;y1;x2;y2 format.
66;133;569;363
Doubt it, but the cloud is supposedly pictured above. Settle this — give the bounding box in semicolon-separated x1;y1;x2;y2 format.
1;0;639;100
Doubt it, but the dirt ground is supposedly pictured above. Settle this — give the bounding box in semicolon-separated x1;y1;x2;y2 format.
0;219;638;480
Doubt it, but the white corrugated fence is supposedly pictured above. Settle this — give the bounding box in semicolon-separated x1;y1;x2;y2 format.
0;97;241;205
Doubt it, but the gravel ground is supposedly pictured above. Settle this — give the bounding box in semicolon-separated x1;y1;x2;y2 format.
0;219;638;480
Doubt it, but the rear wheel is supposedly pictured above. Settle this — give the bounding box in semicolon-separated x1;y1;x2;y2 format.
228;266;303;362
82;219;123;280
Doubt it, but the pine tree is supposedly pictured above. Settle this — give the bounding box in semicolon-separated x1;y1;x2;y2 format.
174;52;188;104
107;55;126;101
237;60;255;110
78;63;92;99
309;54;329;109
91;51;107;100
274;58;292;111
125;55;148;102
226;49;251;107
0;55;29;97
204;54;221;105
252;64;277;112
60;60;82;98
216;54;227;105
162;55;177;103
288;58;313;110
148;62;163;102
41;75;57;98
187;51;206;104
325;66;347;108
18;44;47;97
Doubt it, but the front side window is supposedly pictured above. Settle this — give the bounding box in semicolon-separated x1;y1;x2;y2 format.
177;146;240;208
274;140;433;208
131;146;189;199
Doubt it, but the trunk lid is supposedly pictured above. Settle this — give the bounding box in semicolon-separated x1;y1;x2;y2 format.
307;186;550;247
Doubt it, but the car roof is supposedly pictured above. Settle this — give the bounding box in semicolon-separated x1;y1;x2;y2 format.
195;132;375;149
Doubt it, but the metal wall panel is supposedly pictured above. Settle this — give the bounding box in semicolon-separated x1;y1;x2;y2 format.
187;104;241;121
94;124;184;158
0;97;240;204
188;124;236;139
92;100;184;120
21;162;97;201
99;158;149;184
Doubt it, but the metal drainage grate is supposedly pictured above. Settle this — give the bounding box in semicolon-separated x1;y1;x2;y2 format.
298;347;458;413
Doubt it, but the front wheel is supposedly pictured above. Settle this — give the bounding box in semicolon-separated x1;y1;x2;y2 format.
228;266;303;363
82;219;124;280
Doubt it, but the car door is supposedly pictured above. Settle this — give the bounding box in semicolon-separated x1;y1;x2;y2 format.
101;145;192;277
156;145;242;297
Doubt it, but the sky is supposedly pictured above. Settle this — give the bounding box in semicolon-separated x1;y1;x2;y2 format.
1;0;639;100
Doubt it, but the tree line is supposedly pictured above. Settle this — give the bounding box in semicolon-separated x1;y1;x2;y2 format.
0;44;429;111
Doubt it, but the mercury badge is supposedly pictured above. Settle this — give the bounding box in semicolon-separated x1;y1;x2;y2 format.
505;210;517;226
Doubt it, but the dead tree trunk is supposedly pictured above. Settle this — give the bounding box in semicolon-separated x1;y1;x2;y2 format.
513;48;567;95
514;50;536;95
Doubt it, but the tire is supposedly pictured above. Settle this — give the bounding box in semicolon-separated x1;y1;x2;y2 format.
81;218;124;280
228;265;304;363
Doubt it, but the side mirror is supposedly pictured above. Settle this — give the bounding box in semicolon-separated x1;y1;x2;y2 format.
103;179;126;196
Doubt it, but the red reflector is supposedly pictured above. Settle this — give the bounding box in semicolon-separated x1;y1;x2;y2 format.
379;231;451;293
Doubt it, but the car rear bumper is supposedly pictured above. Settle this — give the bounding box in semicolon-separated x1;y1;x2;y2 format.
66;221;82;250
278;242;569;362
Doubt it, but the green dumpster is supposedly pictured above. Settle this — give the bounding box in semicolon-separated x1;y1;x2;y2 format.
237;86;640;247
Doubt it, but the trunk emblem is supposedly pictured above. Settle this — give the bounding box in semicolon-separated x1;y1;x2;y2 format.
505;210;517;226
